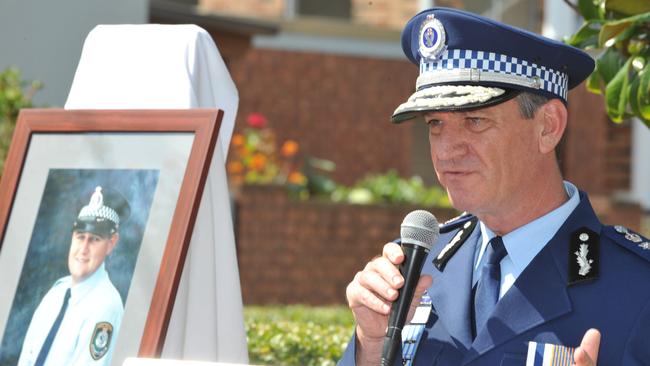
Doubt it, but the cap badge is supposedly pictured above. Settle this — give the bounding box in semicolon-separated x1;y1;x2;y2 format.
419;14;446;61
88;186;103;210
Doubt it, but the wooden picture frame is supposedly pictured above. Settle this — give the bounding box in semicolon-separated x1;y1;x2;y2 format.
0;109;222;364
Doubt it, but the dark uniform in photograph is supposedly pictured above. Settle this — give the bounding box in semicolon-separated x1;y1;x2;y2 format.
338;7;650;366
18;186;130;366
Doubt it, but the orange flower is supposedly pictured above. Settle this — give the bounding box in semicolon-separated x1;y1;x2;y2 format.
280;140;299;157
227;161;244;174
287;171;307;185
231;133;245;147
250;153;267;170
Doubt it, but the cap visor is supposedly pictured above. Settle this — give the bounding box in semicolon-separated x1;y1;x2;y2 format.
391;85;520;123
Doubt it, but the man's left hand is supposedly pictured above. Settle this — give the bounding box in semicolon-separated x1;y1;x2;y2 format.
573;328;600;366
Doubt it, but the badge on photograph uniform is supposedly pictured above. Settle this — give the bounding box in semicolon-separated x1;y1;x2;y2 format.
526;341;575;366
90;322;113;360
419;14;446;61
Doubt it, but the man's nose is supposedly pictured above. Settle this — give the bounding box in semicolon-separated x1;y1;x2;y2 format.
432;129;468;161
79;238;92;251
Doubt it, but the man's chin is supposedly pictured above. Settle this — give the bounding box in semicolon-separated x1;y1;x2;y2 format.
445;190;479;213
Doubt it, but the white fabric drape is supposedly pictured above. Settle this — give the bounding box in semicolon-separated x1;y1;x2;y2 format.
65;24;247;365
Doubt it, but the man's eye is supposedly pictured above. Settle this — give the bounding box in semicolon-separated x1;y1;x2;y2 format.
427;119;443;133
466;117;489;131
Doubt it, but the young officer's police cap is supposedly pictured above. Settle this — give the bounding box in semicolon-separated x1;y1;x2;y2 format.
73;186;131;237
392;7;595;123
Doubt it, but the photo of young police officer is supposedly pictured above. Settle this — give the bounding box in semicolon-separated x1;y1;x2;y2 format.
0;168;159;366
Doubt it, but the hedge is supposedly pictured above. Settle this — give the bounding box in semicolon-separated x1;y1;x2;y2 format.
245;305;355;366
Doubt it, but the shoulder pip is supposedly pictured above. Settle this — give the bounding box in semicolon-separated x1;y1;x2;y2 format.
603;225;650;262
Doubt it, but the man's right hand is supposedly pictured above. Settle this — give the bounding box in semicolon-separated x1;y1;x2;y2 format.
346;242;433;365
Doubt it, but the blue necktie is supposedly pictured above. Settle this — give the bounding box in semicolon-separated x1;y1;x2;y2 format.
34;288;71;366
473;236;507;336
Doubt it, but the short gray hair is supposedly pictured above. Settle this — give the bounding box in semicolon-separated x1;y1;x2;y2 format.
515;92;551;119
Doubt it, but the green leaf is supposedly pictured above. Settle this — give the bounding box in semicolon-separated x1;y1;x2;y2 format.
597;47;625;84
565;20;603;49
605;0;650;16
599;12;650;47
579;0;603;20
604;57;632;122
628;71;641;117
586;69;603;94
637;62;650;122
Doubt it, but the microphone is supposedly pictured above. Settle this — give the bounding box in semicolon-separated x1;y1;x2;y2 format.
381;210;439;366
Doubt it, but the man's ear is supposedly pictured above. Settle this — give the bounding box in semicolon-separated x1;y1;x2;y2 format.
107;233;119;255
537;98;567;154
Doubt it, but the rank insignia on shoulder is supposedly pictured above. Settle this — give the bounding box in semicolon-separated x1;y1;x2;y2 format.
434;217;478;270
568;227;599;285
606;225;650;259
90;322;113;360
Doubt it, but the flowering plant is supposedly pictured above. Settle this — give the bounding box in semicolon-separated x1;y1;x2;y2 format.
227;113;307;188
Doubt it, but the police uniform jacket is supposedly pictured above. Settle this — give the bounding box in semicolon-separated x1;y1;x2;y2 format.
18;264;123;366
338;190;650;365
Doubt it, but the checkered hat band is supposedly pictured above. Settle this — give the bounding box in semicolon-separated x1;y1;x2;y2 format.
78;205;120;225
419;49;569;100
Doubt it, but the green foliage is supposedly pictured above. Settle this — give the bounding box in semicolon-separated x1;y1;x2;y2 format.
0;67;42;174
245;305;354;366
330;170;451;207
566;0;650;126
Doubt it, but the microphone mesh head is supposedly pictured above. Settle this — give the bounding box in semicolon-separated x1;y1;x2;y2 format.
400;210;440;251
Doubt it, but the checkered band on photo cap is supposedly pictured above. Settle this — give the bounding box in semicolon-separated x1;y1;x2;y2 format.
73;186;131;237
392;7;595;123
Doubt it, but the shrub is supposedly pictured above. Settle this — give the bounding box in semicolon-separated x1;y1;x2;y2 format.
330;170;451;207
245;305;355;366
0;67;41;174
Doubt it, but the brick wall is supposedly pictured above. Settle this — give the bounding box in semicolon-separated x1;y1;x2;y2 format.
564;83;633;194
351;0;418;30
200;0;285;19
235;185;459;305
227;48;418;185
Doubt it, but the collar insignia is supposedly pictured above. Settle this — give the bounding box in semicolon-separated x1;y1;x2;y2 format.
433;217;478;271
568;228;599;285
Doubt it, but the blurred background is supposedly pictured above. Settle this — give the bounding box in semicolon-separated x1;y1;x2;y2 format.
1;0;649;365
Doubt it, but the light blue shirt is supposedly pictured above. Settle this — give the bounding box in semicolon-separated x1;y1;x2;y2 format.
18;264;123;366
472;181;580;298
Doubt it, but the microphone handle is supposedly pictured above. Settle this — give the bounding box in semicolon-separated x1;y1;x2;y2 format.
381;243;429;366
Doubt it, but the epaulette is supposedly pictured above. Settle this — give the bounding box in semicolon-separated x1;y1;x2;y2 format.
439;212;474;234
433;216;478;270
603;225;650;262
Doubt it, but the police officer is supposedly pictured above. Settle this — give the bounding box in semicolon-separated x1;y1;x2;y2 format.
18;186;129;366
339;7;650;366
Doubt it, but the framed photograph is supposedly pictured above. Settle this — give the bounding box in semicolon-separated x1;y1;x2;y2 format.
0;109;222;366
